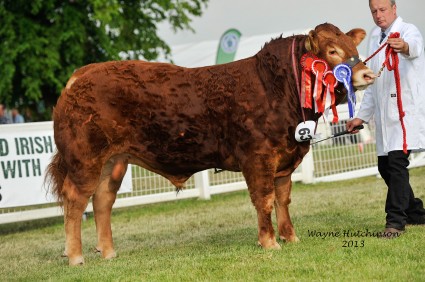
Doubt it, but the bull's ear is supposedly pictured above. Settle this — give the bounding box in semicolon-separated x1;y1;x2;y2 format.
305;30;319;54
346;28;367;46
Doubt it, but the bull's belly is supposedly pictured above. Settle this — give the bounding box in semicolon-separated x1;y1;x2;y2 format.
114;152;220;188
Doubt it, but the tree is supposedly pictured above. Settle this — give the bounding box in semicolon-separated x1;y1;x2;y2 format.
0;0;208;121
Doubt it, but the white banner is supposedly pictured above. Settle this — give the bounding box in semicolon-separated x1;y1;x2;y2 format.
0;122;132;208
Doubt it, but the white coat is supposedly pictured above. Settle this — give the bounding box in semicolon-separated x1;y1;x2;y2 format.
357;17;425;156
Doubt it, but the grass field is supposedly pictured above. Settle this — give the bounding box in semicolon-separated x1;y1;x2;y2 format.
1;167;424;281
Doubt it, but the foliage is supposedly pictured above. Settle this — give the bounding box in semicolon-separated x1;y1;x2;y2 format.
0;167;424;280
0;0;208;120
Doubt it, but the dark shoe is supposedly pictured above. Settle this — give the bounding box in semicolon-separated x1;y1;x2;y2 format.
406;215;425;225
380;227;404;239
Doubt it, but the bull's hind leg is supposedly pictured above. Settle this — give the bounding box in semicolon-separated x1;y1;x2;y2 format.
243;157;281;250
62;175;92;265
274;175;299;242
93;158;128;260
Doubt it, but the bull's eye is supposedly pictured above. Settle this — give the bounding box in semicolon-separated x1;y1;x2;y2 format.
329;50;337;55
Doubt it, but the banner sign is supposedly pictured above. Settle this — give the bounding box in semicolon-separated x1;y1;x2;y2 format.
0;122;132;208
216;28;242;65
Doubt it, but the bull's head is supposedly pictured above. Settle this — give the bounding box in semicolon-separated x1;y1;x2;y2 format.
305;23;375;90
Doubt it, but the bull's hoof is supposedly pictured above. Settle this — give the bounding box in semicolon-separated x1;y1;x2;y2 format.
95;246;117;259
68;256;85;266
103;250;117;260
257;240;282;250
279;235;300;243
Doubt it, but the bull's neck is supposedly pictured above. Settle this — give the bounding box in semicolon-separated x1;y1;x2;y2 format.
255;35;317;122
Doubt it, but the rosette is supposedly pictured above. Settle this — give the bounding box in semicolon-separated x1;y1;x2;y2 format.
311;59;328;113
300;53;317;109
322;71;338;122
333;63;356;118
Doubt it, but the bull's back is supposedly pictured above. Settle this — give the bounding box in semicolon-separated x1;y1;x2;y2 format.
54;61;229;173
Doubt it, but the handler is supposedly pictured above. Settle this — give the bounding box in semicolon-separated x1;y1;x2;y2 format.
347;0;425;238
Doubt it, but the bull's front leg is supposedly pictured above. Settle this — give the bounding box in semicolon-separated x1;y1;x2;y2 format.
274;175;299;242
242;157;281;250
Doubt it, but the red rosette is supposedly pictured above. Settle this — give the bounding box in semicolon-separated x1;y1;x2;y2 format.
300;53;317;70
311;59;328;112
311;59;328;76
323;71;339;122
300;53;318;109
323;71;338;88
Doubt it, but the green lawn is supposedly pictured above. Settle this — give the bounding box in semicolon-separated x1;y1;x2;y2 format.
1;167;424;281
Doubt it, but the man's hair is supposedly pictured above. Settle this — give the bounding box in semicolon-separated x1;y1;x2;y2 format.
369;0;396;5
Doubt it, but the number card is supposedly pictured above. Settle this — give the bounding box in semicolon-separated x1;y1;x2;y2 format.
295;120;316;142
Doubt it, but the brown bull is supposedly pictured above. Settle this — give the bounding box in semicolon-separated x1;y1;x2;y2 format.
46;23;375;265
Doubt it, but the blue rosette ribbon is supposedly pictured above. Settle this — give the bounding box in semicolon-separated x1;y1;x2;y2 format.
333;63;356;118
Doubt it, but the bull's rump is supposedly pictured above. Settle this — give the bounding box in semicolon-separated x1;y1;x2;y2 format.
53;60;261;177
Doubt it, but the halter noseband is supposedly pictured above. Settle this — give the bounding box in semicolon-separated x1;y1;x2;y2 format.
344;56;362;68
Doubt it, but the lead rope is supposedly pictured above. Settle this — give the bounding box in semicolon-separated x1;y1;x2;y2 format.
384;33;407;153
364;32;407;153
364;42;387;64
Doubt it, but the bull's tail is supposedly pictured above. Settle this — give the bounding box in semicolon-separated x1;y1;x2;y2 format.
44;150;67;204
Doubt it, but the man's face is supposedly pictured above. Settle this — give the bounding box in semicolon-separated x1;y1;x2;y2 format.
369;0;397;30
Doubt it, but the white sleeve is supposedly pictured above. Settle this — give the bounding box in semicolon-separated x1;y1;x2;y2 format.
356;87;375;122
401;24;424;59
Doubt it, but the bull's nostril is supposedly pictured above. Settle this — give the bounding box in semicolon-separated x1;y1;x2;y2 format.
363;73;376;82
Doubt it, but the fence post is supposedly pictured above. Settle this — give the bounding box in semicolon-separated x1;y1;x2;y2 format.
301;149;314;183
194;170;211;200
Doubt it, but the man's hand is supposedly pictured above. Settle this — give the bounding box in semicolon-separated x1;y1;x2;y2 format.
387;37;410;55
346;118;364;134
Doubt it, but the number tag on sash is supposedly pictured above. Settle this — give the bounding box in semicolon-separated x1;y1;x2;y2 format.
295;120;316;142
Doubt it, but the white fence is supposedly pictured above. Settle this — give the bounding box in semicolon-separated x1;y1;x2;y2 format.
2;104;425;224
